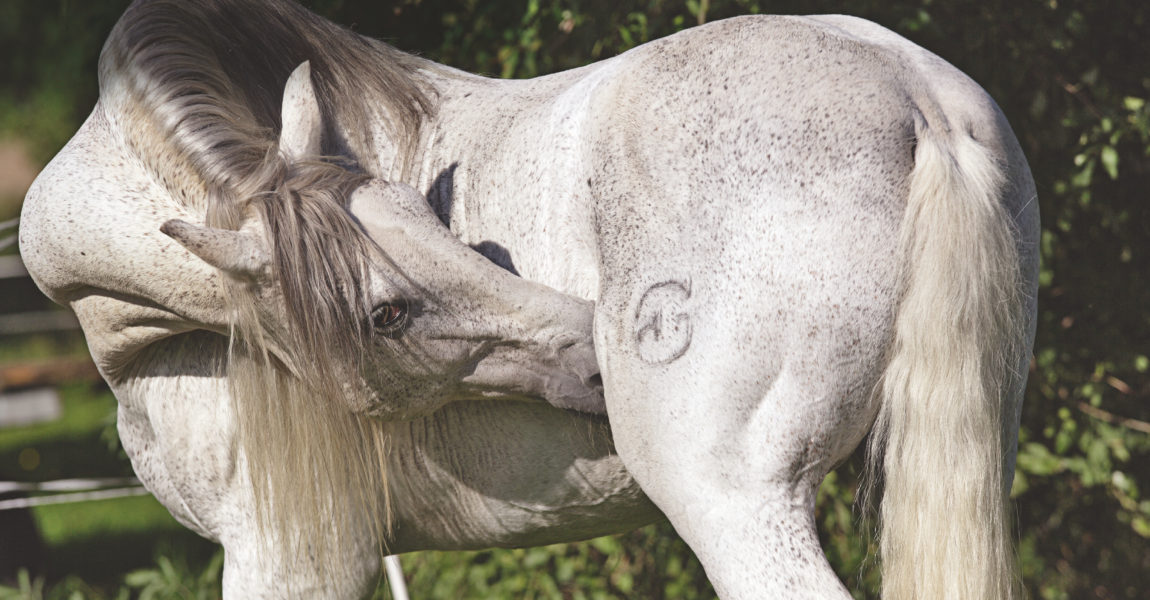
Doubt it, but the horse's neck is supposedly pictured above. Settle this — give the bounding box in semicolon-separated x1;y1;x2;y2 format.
398;65;614;301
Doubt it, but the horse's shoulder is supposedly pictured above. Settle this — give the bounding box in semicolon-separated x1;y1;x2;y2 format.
21;104;227;375
21;106;130;302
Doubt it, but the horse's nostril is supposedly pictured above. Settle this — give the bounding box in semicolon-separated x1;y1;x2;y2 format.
586;373;603;389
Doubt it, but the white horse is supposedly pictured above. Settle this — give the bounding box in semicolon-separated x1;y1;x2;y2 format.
20;0;1038;598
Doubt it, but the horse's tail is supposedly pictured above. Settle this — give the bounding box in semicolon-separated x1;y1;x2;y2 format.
868;117;1024;600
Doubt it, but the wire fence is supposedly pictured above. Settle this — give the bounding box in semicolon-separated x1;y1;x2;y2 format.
0;480;149;511
0;217;17;253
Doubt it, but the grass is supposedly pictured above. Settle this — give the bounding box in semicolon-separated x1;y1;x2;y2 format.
33;495;217;585
0;380;220;593
0;334;89;364
1;195;21;224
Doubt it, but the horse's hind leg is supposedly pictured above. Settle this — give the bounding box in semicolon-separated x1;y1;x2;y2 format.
686;486;849;599
595;286;888;598
600;364;868;598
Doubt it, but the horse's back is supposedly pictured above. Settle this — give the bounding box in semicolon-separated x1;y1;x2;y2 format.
588;14;1026;222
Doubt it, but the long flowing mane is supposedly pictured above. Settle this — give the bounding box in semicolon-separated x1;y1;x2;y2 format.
100;0;432;192
97;0;431;573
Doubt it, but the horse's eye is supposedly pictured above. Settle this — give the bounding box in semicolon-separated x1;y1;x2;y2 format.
371;302;407;330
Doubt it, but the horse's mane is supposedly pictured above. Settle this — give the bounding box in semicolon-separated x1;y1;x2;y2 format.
100;0;432;193
97;0;428;574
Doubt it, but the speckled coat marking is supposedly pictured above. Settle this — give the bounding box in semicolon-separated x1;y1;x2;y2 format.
20;10;1038;600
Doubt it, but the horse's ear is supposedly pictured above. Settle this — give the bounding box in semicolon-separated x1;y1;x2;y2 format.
279;61;322;160
161;219;270;280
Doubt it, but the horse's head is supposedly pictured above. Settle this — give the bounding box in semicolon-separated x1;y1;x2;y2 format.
160;63;604;419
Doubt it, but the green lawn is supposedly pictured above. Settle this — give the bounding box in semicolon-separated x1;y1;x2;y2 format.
0;381;220;597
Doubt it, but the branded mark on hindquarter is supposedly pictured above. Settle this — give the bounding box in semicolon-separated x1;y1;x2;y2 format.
633;279;692;364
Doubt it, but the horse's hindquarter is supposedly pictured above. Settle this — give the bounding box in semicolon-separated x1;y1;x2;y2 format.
590;15;916;467
581;16;1034;597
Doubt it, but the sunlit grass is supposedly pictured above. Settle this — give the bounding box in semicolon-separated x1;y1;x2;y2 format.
0;383;115;457
34;494;184;547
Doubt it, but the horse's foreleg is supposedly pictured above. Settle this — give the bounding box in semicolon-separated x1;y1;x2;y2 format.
218;528;380;599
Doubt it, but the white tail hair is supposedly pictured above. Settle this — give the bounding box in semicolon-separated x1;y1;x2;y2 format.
867;118;1024;599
